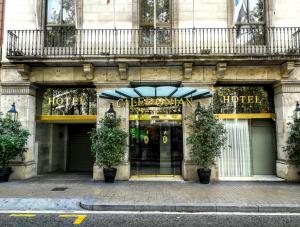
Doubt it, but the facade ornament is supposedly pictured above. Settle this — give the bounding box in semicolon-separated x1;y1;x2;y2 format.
216;62;227;78
118;63;128;80
281;61;295;78
16;64;31;80
183;63;193;79
83;63;94;80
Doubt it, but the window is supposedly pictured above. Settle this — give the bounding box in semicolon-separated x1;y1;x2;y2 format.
140;0;171;46
45;0;75;47
234;0;265;45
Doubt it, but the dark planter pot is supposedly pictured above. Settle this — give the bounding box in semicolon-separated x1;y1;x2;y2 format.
197;168;211;184
0;167;12;183
103;167;117;183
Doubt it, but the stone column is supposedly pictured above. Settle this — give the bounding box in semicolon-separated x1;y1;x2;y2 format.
93;82;130;181
274;81;300;181
0;82;37;179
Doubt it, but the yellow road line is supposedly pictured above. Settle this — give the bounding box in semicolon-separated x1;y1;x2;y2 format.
59;214;87;225
10;214;36;217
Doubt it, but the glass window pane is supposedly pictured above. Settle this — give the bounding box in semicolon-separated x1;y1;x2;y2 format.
62;0;75;24
235;25;265;45
249;0;264;22
47;0;62;24
140;29;154;46
156;0;170;24
45;26;75;47
141;0;154;25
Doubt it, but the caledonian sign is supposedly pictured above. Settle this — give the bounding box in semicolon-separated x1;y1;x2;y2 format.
47;95;262;107
117;97;194;107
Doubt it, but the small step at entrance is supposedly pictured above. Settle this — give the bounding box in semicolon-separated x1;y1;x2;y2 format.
129;175;184;182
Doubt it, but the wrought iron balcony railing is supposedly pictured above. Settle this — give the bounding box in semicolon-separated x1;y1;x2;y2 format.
6;27;300;59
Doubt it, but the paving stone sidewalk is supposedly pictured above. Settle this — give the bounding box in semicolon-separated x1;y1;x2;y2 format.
1;174;300;212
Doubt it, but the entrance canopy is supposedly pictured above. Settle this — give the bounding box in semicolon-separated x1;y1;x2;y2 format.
99;86;212;100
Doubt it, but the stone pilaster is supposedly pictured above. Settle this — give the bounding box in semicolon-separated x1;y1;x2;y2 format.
274;81;300;181
0;82;37;179
93;82;130;181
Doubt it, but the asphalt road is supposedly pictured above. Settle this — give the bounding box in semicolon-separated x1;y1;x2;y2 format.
0;212;300;227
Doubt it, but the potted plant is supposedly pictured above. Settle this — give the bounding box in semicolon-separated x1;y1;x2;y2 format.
0;114;30;182
90;114;127;183
187;103;227;184
284;104;300;169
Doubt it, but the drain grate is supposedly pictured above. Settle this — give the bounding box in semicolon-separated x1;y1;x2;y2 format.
51;187;68;191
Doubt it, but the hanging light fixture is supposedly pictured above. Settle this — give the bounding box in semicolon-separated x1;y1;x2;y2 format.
195;102;201;122
294;101;300;121
7;103;18;121
105;103;116;120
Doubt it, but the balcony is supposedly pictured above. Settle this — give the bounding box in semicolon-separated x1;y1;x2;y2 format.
6;27;300;62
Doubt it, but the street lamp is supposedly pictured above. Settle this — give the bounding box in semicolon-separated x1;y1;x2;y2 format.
7;103;18;121
195;102;201;122
105;103;116;120
294;101;300;121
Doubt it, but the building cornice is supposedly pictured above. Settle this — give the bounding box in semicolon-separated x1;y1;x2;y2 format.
273;80;300;95
0;82;37;96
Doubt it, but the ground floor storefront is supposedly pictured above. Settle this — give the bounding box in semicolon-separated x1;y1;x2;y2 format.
1;70;300;181
12;84;280;181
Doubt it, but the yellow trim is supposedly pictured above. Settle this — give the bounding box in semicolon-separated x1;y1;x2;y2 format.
215;113;276;119
36;115;97;123
129;114;182;121
10;214;36;217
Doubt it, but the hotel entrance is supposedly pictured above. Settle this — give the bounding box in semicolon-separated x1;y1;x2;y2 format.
129;107;183;176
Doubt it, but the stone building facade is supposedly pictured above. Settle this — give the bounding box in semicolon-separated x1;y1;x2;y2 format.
0;0;300;181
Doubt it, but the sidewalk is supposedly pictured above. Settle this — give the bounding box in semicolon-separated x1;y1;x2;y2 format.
1;173;300;213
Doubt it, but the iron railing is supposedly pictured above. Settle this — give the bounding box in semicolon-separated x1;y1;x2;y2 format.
6;27;300;58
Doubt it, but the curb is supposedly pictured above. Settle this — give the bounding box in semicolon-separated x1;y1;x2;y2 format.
79;202;300;213
0;198;82;211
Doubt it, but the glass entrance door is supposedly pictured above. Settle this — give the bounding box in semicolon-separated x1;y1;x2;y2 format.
130;119;183;176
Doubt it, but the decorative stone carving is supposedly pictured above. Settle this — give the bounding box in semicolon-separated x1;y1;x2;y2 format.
216;62;227;78
281;61;295;78
16;64;31;80
118;63;128;80
83;63;94;80
183;63;193;79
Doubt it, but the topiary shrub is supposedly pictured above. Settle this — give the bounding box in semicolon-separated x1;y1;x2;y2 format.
0;114;30;169
187;103;227;170
90;116;128;169
284;116;300;166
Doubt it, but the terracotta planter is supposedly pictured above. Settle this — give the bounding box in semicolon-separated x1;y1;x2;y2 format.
197;168;211;184
103;167;117;183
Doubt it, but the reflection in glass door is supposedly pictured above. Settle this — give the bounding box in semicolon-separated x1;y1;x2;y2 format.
130;119;183;176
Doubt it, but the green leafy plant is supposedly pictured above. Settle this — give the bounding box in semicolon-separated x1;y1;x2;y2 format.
90;116;128;168
187;104;227;170
0;114;30;168
284;117;300;166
